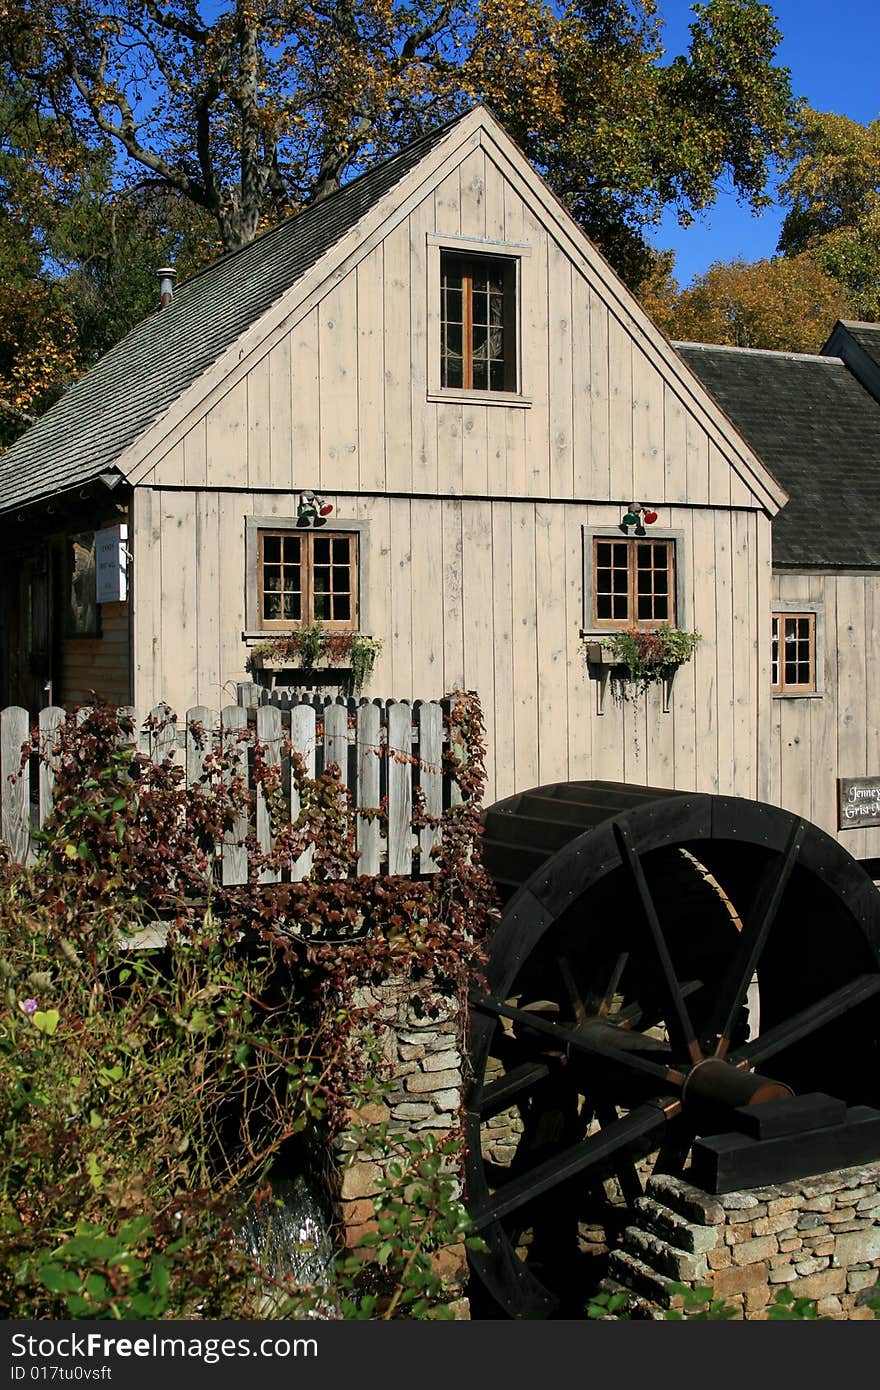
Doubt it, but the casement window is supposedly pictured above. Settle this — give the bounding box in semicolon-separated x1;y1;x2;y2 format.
440;250;517;392
257;529;357;631
591;537;676;629
772;612;816;693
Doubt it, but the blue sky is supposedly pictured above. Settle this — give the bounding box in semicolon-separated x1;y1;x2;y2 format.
649;0;880;286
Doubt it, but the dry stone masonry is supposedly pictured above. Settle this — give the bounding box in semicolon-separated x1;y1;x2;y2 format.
606;1160;880;1318
337;978;469;1317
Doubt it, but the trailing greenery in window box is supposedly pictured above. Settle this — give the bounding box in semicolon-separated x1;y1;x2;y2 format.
248;626;382;693
585;626;701;694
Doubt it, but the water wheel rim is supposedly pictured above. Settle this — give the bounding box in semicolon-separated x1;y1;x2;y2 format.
466;788;880;1317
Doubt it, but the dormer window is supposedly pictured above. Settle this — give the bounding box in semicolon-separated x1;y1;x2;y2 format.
440;250;518;393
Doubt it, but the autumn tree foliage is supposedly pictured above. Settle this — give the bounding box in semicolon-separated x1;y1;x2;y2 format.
0;1;797;431
471;0;796;286
0;66;81;440
649;252;851;355
0;59;215;443
646;107;880;355
1;1;795;271
778;108;880;322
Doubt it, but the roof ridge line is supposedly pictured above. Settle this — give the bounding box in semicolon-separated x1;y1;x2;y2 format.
673;341;844;365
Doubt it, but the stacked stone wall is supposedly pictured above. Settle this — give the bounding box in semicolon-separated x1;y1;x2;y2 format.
607;1161;880;1318
337;978;469;1317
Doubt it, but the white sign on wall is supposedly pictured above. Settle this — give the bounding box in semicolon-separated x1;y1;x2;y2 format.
95;524;128;603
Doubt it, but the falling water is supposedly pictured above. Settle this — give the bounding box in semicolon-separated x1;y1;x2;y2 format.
238;1174;338;1316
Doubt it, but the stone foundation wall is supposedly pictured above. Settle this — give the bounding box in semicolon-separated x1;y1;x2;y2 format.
607;1161;880;1319
337;978;469;1317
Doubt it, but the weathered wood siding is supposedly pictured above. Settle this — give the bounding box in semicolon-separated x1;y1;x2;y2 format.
61;601;130;707
770;571;880;860
136;144;770;512
132;487;772;805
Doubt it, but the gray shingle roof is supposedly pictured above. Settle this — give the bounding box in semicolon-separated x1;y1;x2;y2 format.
840;321;880;372
676;342;880;569
0;117;457;516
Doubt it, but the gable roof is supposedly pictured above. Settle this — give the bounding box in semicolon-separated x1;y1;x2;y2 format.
834;320;880;372
822;320;880;404
0;105;787;519
676;340;880;569
0;117;456;517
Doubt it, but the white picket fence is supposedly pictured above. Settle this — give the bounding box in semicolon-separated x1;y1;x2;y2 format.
0;697;462;884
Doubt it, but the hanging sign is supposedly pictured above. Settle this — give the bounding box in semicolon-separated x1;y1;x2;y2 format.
837;777;880;829
95;524;128;603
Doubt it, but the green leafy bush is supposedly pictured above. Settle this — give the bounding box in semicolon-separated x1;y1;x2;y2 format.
0;888;344;1318
337;1130;485;1320
586;1280;880;1321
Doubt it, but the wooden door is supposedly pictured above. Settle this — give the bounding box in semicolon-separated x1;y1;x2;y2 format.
6;546;54;710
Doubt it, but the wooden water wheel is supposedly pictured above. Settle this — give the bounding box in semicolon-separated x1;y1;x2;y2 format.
466;782;880;1318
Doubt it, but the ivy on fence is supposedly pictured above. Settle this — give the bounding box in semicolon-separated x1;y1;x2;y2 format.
0;693;497;1319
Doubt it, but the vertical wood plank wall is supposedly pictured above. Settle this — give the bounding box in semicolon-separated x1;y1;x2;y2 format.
130;138;776;811
138;150;767;513
769;572;880;859
133;488;771;808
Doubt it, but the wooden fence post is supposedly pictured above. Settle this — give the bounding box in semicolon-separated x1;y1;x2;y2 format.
1;706;31;864
1;698;451;880
387;702;413;876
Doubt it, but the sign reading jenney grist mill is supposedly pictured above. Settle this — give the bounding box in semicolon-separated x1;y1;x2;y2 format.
95;524;128;604
838;777;880;829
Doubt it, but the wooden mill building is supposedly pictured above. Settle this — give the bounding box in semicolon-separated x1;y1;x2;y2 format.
0;106;877;865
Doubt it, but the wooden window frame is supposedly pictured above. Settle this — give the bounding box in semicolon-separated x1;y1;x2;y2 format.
436;246;517;391
257;528;358;632
591;536;676;630
772;611;816;694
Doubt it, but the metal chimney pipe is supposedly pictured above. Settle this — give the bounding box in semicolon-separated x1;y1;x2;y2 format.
157;265;176;308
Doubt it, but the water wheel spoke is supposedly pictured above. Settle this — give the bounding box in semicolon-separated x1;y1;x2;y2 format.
471;992;684;1086
710;819;806;1054
653;1134;692;1177
557;952;588;1026
469;1103;667;1231
597;951;629;1019
735;973;880;1068
475;1061;553;1119
469;781;880;1319
612;819;701;1061
595;1102;644;1206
